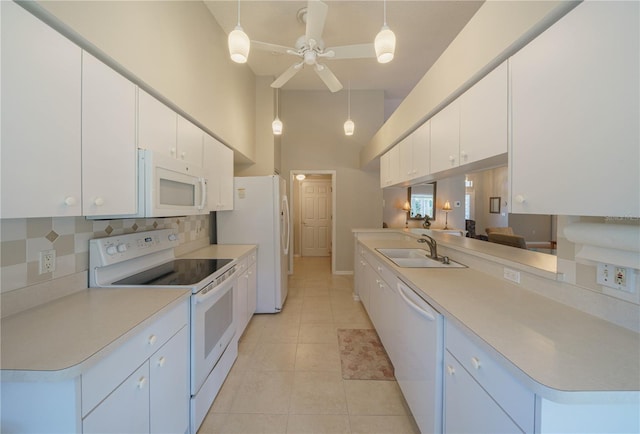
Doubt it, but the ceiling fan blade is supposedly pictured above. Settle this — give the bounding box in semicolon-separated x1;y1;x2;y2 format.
305;0;328;47
252;40;297;55
325;43;376;60
314;63;342;93
271;62;303;89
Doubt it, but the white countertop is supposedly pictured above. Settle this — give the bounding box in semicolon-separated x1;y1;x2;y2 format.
179;244;256;260
358;238;640;402
0;287;190;381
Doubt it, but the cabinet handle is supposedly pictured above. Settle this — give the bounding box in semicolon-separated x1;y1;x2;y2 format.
447;365;455;376
181;151;187;159
471;356;481;370
449;155;456;164
460;151;468;161
94;197;104;206
148;334;157;346
515;194;526;204
171;147;177;155
64;196;77;206
377;266;383;273
137;376;147;389
157;356;166;368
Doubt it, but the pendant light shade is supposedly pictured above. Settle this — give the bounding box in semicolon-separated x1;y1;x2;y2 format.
229;26;250;63
228;0;250;64
272;89;283;135
375;25;395;64
375;0;395;64
343;119;355;136
344;81;354;136
272;117;283;135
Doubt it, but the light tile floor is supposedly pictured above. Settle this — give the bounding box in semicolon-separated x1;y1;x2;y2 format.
199;256;420;434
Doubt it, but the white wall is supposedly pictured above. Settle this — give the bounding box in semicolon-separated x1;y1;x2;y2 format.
280;90;385;273
35;0;257;163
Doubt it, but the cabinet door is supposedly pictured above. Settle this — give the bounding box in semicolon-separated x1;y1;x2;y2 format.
203;134;234;211
1;1;82;218
398;135;413;182
83;363;150;434
217;143;234;211
510;1;639;216
82;52;137;217
412;121;431;179
459;62;508;166
176;115;203;166
380;152;391;188
150;326;190;434
235;259;249;336
444;352;523;434
138;89;177;157
430;101;460;174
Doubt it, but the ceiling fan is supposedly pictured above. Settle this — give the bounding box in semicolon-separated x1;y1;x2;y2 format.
251;0;377;93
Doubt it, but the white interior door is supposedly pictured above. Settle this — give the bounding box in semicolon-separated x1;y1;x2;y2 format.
301;180;331;257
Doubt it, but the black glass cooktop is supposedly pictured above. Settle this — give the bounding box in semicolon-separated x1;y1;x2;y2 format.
114;259;233;286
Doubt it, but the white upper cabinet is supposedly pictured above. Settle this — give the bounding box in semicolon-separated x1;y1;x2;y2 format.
176;115;204;166
459;61;508;166
138;89;178;157
430;101;460;174
412;121;431;180
203;134;234;211
510;1;639;216
1;1;82;218
82;52;137;217
380;145;401;188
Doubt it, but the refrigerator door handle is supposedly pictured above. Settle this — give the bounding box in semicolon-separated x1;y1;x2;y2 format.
282;195;290;255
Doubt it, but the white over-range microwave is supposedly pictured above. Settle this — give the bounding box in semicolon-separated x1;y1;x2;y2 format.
136;149;208;217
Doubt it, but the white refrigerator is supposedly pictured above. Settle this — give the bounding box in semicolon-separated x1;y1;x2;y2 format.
217;175;290;313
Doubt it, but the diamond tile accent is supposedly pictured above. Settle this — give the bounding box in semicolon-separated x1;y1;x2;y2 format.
105;225;113;235
45;230;59;243
153;221;158;229
132;223;139;231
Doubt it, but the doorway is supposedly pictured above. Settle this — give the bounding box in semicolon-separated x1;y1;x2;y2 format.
289;170;336;274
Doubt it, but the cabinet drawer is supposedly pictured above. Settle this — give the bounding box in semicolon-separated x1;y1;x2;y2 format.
446;322;534;432
364;250;396;287
82;301;189;416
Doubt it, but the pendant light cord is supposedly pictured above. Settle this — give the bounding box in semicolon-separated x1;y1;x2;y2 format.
347;81;351;118
237;0;241;26
383;0;387;26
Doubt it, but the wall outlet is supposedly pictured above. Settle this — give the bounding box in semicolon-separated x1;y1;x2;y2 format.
597;263;635;293
504;267;520;283
39;249;56;274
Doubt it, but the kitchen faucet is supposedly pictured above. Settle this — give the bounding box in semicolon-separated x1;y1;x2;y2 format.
417;234;438;259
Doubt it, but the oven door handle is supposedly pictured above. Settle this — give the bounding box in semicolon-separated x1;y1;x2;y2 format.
194;281;232;305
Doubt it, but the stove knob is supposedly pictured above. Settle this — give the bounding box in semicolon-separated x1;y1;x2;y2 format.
117;243;127;253
106;245;117;255
168;233;178;242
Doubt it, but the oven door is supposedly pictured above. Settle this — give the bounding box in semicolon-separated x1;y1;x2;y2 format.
191;276;236;395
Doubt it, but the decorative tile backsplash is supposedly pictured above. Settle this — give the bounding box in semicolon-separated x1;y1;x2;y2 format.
0;215;210;293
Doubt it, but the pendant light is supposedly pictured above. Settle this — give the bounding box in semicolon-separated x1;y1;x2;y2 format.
272;88;283;135
228;0;250;64
343;82;355;136
374;0;396;64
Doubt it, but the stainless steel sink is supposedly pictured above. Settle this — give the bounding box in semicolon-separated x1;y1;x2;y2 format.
376;248;466;268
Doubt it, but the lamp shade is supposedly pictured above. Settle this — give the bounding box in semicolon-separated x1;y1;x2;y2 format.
344;119;355;136
272;117;283;135
374;25;395;64
442;201;452;211
228;25;250;63
402;201;411;212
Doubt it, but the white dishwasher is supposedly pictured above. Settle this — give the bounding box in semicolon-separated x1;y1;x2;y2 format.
395;280;444;434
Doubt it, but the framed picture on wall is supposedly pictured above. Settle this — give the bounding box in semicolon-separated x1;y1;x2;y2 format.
489;197;501;214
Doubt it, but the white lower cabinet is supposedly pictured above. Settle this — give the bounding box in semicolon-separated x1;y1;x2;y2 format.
0;300;189;433
444;352;523;434
83;363;150;434
235;248;258;337
445;321;534;434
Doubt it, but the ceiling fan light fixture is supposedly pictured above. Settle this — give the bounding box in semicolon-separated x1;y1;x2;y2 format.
375;25;395;64
229;25;250;63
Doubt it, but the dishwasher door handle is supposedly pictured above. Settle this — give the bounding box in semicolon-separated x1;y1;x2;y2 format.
397;283;436;321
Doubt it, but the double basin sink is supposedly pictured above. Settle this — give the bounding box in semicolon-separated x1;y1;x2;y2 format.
376;248;466;268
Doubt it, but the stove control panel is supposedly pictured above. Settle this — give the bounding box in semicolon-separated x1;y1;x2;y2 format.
89;229;180;268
